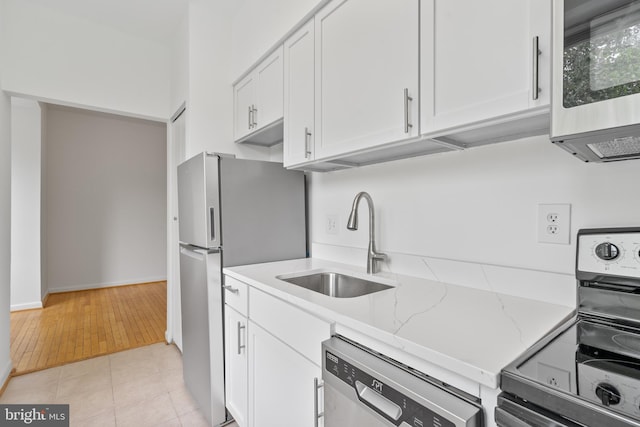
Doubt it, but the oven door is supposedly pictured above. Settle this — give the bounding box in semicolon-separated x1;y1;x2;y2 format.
551;0;640;159
496;394;584;427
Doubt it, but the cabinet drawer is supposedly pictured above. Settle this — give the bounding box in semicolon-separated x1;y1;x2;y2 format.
224;276;248;316
250;287;331;366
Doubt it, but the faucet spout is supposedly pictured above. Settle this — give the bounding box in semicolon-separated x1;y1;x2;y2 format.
347;192;387;274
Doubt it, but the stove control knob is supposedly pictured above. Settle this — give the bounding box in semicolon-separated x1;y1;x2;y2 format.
595;383;621;406
595;242;620;261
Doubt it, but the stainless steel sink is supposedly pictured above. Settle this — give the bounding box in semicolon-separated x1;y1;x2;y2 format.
276;271;393;298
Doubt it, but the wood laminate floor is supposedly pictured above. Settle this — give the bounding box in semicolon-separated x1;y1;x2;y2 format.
10;281;167;376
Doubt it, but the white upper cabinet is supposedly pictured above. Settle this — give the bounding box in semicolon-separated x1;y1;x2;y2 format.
283;19;315;167
235;0;553;168
234;73;256;141
421;0;551;140
314;0;420;160
255;48;284;130
234;46;285;145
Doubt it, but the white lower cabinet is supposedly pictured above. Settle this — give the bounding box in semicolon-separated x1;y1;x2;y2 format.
225;305;248;427
248;321;324;427
223;276;331;427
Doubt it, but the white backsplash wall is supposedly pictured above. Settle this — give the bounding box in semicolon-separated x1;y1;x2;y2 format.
308;135;640;305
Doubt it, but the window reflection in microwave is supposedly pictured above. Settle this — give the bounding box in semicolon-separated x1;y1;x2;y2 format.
563;1;640;108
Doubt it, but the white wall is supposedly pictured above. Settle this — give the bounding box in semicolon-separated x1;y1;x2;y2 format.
0;0;14;389
10;98;44;310
44;105;167;292
185;0;270;160
40;102;48;302
309;136;640;277
170;14;188;118
2;0;171;121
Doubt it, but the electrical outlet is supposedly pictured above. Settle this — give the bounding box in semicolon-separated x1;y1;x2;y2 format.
538;204;571;244
538;363;571;391
326;214;338;235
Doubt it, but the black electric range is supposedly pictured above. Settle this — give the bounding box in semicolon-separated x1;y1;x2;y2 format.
497;228;640;427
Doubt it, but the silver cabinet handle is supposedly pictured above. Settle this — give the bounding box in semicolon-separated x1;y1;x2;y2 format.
314;377;324;427
251;105;258;128
237;321;245;355
532;36;541;100
223;285;239;294
403;88;413;134
304;127;312;159
248;106;252;129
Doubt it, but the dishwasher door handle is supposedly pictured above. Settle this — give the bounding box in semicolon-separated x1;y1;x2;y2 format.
355;380;402;421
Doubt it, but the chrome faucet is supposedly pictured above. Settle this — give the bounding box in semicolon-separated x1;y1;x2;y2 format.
347;192;387;274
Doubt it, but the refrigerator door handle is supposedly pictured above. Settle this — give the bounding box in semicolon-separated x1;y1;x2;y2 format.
209;207;216;241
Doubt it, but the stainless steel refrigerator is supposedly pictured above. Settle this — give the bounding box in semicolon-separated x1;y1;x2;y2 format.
177;152;306;425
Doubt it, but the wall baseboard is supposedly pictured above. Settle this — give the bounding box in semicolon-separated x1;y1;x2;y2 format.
164;330;173;345
10;301;43;312
48;276;167;294
42;292;50;308
0;361;14;397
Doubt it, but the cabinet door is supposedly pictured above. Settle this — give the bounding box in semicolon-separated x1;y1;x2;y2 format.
284;20;315;167
225;307;248;427
234;73;256;140
314;0;419;159
255;46;284;130
248;321;323;427
422;0;551;132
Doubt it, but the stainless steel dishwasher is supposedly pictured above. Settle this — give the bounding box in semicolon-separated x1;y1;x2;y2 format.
322;336;484;427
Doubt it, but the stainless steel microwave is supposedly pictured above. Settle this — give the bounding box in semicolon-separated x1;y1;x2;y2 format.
551;0;640;162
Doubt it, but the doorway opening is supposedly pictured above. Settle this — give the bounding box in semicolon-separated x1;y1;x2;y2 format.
9;100;168;375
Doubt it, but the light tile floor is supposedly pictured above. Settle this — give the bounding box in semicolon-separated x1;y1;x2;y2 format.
0;343;238;427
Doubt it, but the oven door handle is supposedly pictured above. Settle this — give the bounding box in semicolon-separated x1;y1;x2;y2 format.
495;407;531;427
496;399;581;427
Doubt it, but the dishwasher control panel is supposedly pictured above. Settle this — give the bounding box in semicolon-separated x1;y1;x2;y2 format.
325;349;455;427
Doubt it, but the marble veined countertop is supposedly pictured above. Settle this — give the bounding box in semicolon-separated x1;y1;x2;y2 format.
224;257;575;389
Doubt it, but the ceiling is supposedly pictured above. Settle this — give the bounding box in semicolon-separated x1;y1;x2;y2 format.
24;0;189;44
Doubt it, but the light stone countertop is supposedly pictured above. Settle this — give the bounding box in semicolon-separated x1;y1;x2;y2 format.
223;257;575;389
